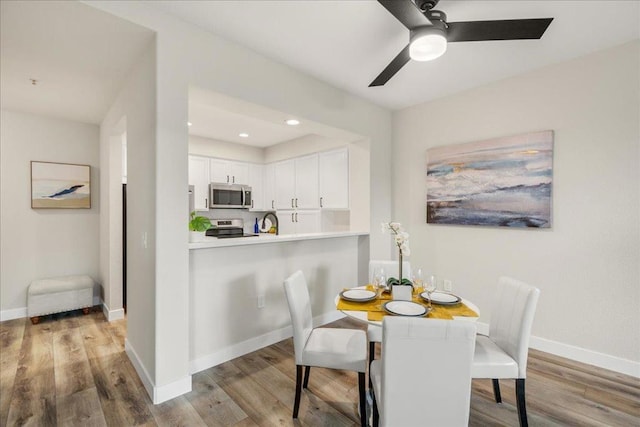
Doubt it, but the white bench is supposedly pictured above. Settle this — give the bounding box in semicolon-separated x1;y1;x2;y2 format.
28;275;95;324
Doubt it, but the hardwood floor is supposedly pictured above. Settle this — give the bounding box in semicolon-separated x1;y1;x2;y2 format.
1;309;638;426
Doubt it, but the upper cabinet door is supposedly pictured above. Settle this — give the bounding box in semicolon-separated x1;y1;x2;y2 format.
230;161;249;185
248;163;264;211
188;155;210;211
210;158;230;184
319;148;349;209
295;154;319;209
274;159;296;209
263;163;275;211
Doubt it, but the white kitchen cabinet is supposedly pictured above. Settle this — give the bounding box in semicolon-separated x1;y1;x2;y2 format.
248;163;264;211
263;163;276;211
274;154;319;210
319;147;349;209
295;154;319;209
277;210;320;235
188;155;210;211
210;158;249;185
274;159;296;209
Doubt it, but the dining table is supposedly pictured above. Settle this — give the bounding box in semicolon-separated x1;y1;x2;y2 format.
336;285;480;326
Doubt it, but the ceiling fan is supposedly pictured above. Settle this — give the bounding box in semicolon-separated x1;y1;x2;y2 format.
370;0;553;87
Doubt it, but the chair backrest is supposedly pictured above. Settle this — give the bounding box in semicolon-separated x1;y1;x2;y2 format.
283;270;313;365
489;276;541;378
369;259;412;281
379;317;477;427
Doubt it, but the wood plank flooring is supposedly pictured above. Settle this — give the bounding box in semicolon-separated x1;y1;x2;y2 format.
1;309;638;426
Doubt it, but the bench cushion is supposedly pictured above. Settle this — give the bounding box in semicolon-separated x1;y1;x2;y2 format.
28;275;95;295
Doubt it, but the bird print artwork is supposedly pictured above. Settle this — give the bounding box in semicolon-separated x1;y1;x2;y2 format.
48;184;84;198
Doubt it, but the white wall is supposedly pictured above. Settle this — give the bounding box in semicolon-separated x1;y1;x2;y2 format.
189;135;264;163
0;110;100;319
89;0;392;403
264;134;348;163
100;39;157;393
392;41;640;373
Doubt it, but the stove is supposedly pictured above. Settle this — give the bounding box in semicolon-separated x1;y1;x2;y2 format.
205;219;258;238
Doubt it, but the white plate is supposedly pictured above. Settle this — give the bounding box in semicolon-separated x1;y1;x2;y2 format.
383;301;428;316
420;291;461;305
340;289;377;302
259;218;272;233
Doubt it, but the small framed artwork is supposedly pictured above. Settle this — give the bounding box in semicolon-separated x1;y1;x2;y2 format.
31;161;91;209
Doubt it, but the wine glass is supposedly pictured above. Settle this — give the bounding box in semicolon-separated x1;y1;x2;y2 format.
424;274;437;309
372;267;386;298
412;267;424;292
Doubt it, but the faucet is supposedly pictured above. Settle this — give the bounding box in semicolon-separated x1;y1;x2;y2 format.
261;211;279;235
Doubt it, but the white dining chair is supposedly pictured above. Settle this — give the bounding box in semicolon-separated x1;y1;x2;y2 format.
472;276;540;427
283;270;368;427
367;260;411;363
370;316;477;427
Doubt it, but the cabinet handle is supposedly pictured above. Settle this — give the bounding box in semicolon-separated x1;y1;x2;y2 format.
251;199;254;208
320;197;323;208
295;198;298;208
227;175;230;183
272;200;274;209
291;212;294;223
232;176;235;184
205;198;208;208
295;212;298;222
291;198;294;208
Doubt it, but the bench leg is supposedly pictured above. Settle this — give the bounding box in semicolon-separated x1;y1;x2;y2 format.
30;316;40;325
82;307;90;315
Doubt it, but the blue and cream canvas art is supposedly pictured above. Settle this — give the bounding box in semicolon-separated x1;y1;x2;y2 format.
31;161;91;209
426;131;553;228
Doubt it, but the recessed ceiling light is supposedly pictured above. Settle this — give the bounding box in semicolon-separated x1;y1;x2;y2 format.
239;133;249;138
285;119;300;126
187;122;192;126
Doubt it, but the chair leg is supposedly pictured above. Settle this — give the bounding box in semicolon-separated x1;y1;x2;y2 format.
372;387;380;427
515;379;528;427
293;365;303;418
303;366;311;389
492;379;502;403
369;341;375;389
358;372;367;427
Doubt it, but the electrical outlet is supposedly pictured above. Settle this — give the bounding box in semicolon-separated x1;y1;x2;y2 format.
443;279;452;292
257;295;265;308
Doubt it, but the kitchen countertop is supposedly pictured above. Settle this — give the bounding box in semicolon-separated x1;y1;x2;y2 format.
189;231;369;249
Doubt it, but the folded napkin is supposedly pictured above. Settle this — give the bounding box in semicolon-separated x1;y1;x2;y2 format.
336;285;478;321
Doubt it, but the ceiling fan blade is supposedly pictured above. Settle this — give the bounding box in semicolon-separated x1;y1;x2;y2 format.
447;18;553;42
378;0;429;29
369;45;411;87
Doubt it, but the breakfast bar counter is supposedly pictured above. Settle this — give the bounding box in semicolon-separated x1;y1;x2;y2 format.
188;231;370;375
188;231;369;249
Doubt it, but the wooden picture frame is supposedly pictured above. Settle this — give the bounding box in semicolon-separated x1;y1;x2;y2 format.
31;161;91;209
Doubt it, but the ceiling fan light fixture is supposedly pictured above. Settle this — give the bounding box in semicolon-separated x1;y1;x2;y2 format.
409;27;447;61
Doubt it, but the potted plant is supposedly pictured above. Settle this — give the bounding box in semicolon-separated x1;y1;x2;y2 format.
189;211;211;242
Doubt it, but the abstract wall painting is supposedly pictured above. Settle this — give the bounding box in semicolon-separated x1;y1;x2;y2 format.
426;131;553;228
31;161;91;209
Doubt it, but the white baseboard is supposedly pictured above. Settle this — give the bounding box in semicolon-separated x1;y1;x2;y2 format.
125;338;192;404
0;306;27;321
190;310;346;375
101;301;125;321
529;335;640;378
476;321;639;378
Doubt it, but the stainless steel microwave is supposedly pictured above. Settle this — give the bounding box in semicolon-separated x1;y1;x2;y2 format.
209;183;252;209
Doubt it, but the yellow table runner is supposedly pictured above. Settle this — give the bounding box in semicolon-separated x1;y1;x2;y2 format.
336;285;478;321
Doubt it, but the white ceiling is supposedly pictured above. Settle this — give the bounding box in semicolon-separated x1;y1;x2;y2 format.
0;0;155;124
2;1;638;147
151;0;640;111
